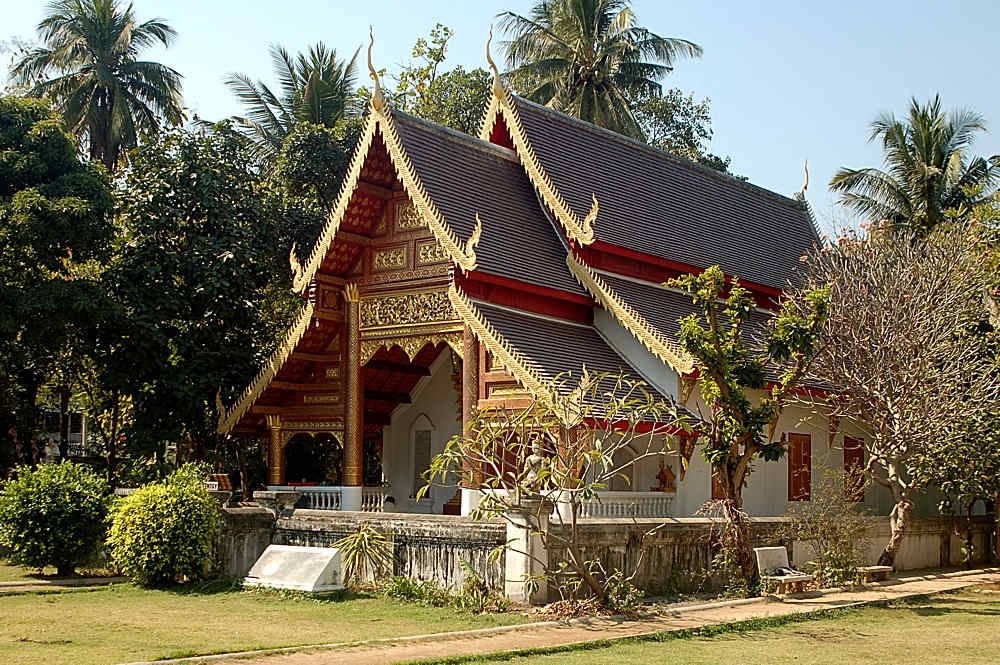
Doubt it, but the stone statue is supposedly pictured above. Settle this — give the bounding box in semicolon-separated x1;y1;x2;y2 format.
654;463;676;492
524;437;546;494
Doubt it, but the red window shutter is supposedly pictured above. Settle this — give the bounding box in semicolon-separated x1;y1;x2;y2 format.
843;436;864;501
787;434;812;501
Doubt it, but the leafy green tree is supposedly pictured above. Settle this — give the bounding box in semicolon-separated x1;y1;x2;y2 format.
499;0;701;139
393;24;492;135
632;88;736;175
670;266;830;580
223;42;360;164
830;95;1000;233
0;461;110;576
271;118;362;212
0;96;114;468
110;125;306;458
10;0;183;171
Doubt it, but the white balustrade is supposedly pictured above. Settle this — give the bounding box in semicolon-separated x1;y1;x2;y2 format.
361;487;388;512
578;491;674;519
267;485;389;512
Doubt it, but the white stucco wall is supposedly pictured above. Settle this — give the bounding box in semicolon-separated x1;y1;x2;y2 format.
380;349;462;514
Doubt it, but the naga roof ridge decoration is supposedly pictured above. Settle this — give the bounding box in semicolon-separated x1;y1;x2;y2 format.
477;79;598;246
447;283;560;411
218;299;316;434
566;253;696;375
511;94;813;211
292;100;482;294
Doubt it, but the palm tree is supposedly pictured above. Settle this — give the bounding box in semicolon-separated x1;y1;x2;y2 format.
498;0;702;139
831;96;1000;233
223;43;361;163
11;0;183;171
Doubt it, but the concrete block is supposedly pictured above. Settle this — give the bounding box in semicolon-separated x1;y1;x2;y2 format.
244;544;343;593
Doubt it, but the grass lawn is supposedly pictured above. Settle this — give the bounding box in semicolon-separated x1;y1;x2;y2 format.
1;582;527;665
0;558;112;583
450;589;1000;665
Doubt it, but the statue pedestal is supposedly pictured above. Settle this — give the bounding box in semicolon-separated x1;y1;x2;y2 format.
504;499;551;605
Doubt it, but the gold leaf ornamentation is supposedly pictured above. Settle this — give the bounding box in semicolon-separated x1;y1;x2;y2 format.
360;333;463;366
303;393;341;404
417;241;450;265
373;246;407;272
360;290;455;329
396;201;425;231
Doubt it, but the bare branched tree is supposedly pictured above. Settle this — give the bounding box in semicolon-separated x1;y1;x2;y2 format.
798;221;1000;566
421;370;684;605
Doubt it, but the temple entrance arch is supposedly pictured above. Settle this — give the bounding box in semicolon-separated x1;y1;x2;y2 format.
282;431;344;485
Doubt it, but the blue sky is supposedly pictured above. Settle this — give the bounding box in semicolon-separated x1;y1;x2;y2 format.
5;0;999;228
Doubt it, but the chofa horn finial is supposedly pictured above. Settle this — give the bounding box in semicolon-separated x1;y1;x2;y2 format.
795;160;809;201
486;25;503;95
368;26;385;112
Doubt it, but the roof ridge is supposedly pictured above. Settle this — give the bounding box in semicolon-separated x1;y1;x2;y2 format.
512;95;808;210
391;108;519;162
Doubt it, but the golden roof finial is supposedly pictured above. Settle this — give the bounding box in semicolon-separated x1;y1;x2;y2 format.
368;26;385;113
486;24;503;95
795;160;809;200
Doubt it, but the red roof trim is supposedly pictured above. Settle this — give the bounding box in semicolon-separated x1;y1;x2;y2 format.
587;240;784;298
457;271;593;323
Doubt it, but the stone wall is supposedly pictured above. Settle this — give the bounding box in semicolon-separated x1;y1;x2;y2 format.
273;510;506;589
217;507;995;597
218;507;275;578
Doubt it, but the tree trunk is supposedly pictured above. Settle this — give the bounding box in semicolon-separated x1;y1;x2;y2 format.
106;398;120;485
58;385;70;460
877;496;914;567
234;437;250;501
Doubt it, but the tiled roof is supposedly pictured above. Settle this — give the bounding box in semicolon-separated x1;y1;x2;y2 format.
392;110;585;297
510;96;818;290
474;300;679;410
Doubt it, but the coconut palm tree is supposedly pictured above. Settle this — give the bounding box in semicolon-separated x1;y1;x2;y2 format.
831;96;1000;233
498;0;702;139
223;43;361;163
10;0;183;171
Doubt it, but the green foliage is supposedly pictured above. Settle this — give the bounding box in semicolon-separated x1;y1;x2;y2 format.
272;119;361;211
499;0;702;139
107;463;219;586
632;89;736;175
781;470;871;587
670;266;829;505
0;461;110;575
0;95;115;469
377;564;509;615
393;25;492;135
10;0;183;170
333;523;393;588
223;42;361;164
110;125;303;452
831;95;1000;233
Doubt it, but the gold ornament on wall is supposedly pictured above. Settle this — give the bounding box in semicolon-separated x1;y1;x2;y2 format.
360;290;456;329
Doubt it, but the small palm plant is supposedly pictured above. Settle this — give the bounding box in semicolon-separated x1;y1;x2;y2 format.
333;523;393;588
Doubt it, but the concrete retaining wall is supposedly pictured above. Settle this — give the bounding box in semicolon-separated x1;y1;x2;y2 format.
217;507;275;578
218;507;996;595
273;510;506;590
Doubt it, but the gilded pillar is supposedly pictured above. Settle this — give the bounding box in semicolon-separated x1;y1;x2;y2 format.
343;283;363;493
461;326;481;488
266;414;283;486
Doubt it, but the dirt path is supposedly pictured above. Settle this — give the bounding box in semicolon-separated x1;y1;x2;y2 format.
0;576;126;594
119;568;1000;665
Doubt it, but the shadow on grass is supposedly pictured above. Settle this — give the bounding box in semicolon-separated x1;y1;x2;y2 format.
151;577;376;603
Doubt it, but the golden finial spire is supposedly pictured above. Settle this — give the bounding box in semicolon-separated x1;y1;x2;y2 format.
486;24;503;95
368;26;385;112
795;160;809;200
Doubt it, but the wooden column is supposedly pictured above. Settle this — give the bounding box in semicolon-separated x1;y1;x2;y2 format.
343;284;363;510
266;414;284;486
460;327;481;516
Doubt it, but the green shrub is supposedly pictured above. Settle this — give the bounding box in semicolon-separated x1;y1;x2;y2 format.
378;575;452;607
107;464;219;586
0;462;110;576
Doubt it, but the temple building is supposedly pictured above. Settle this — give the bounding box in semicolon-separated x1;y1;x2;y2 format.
218;46;879;519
